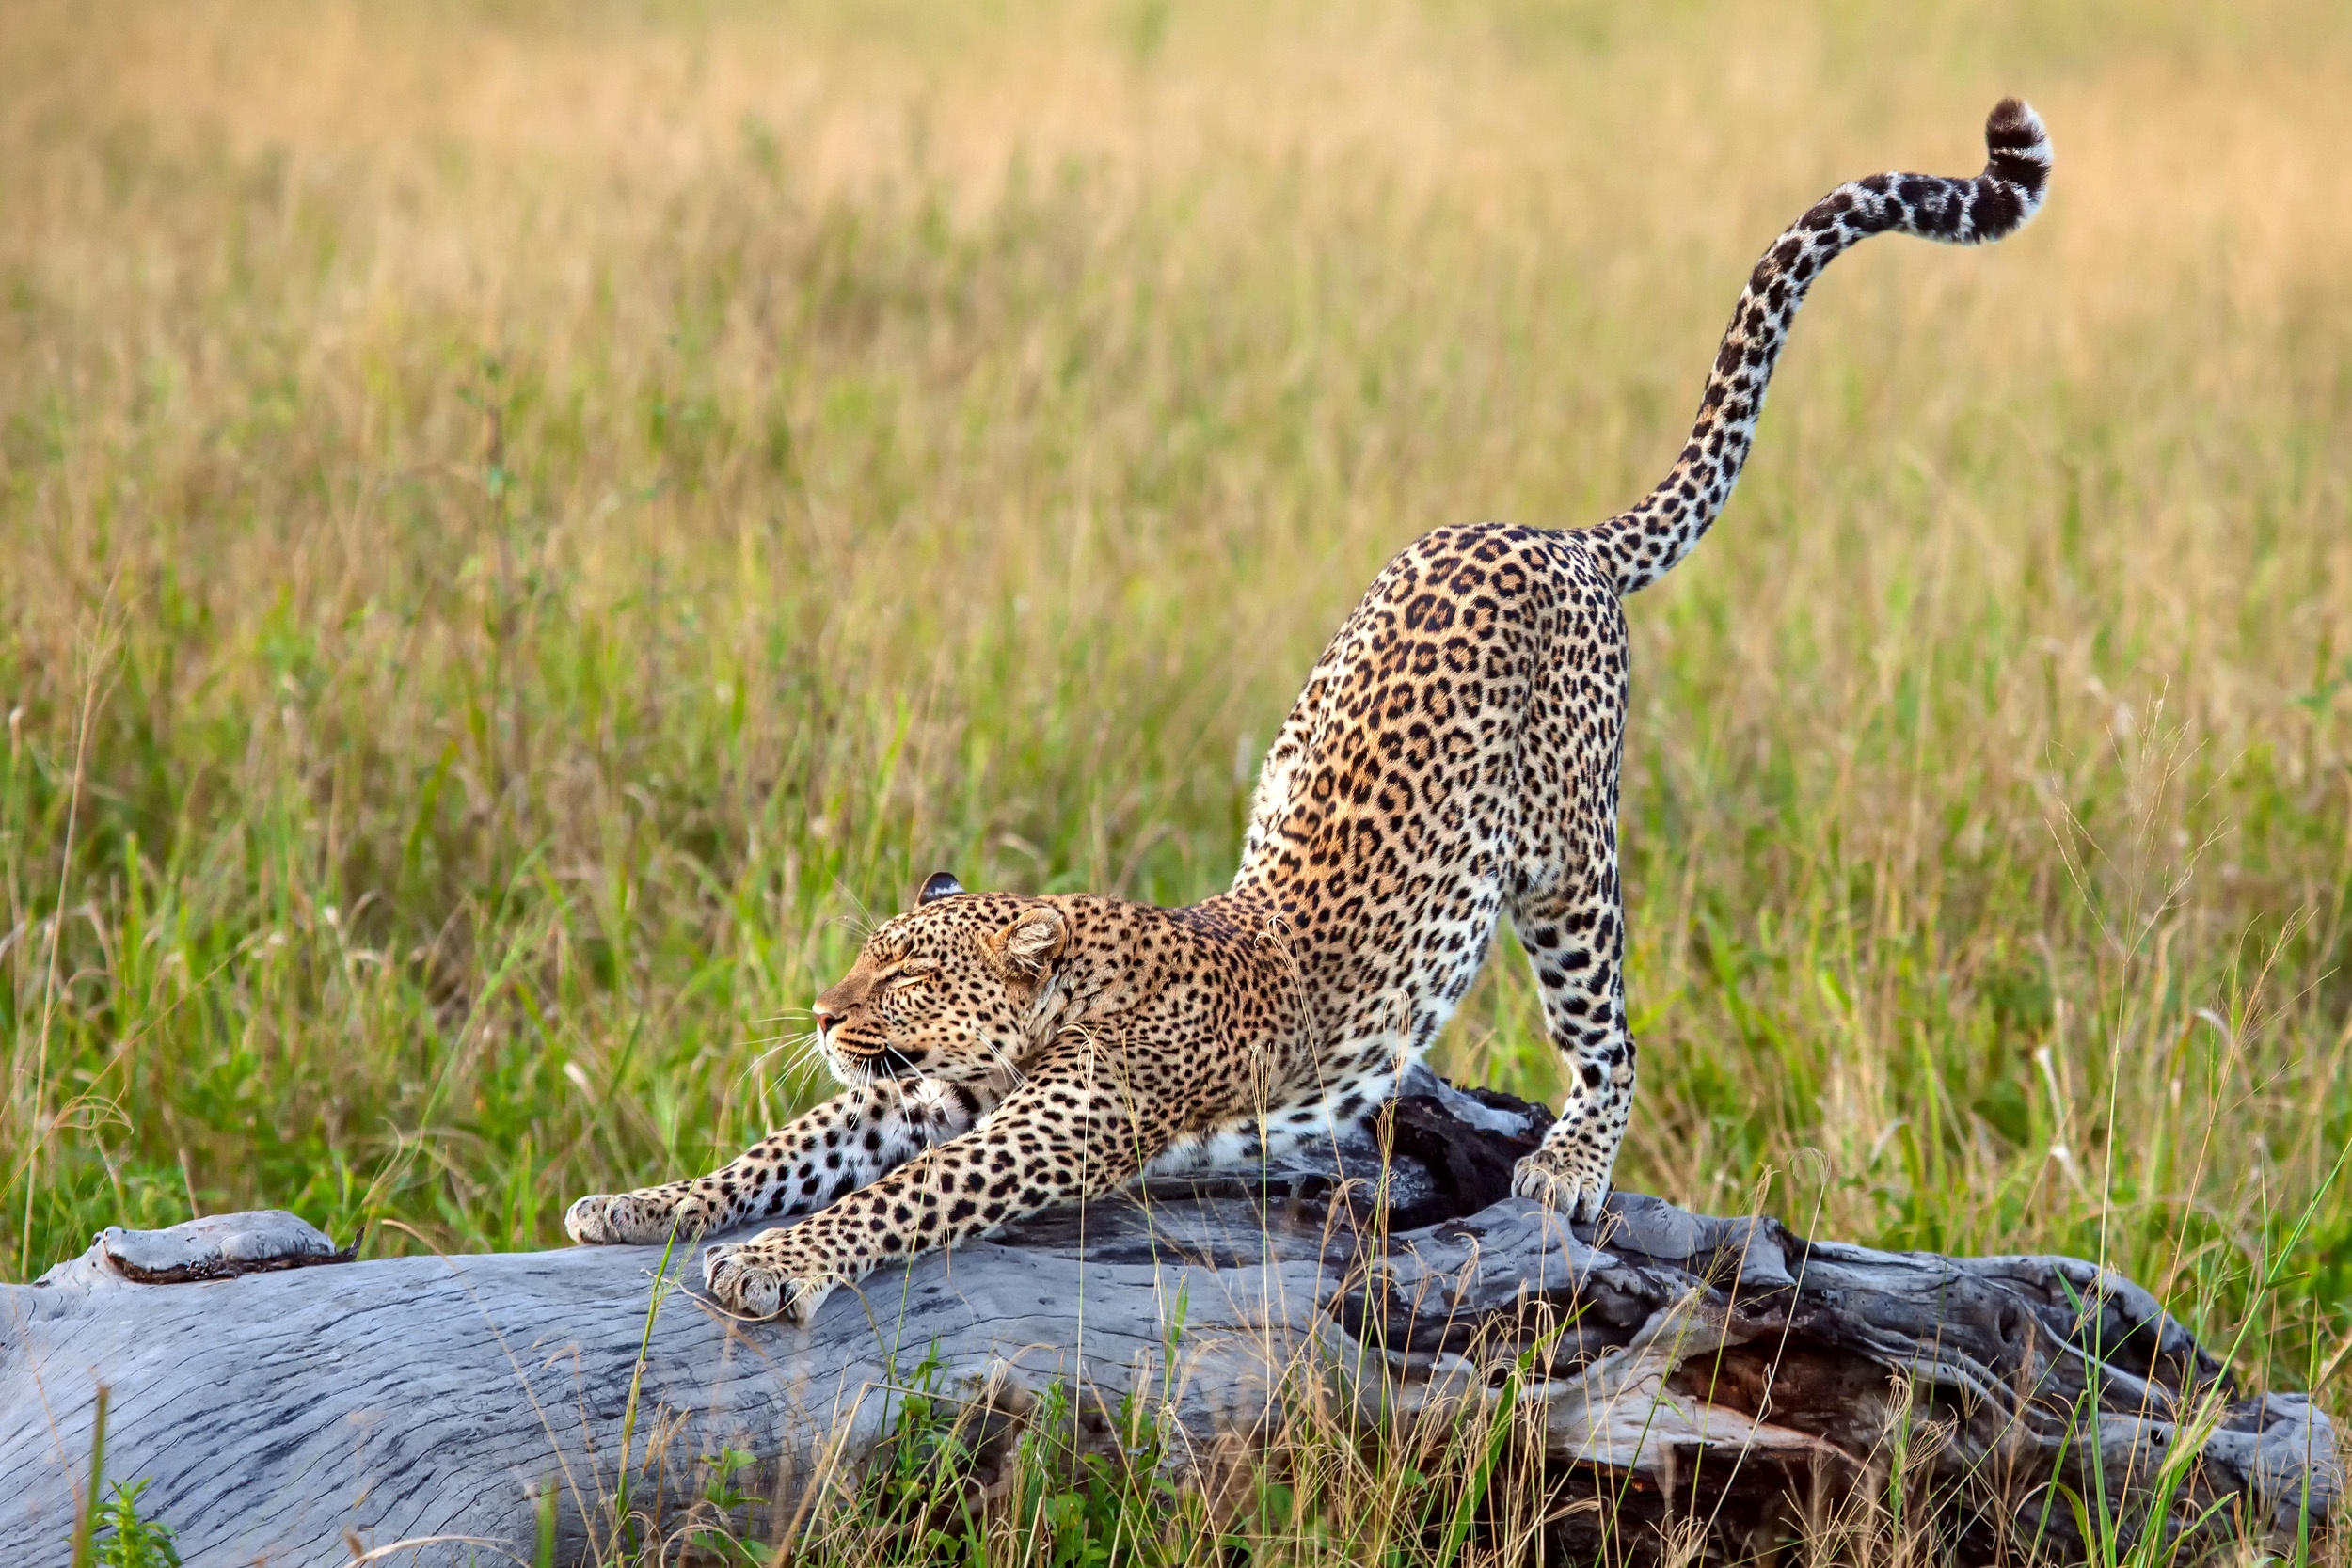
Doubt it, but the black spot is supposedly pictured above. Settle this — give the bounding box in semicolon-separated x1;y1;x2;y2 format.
1991;152;2048;198
1971;181;2023;234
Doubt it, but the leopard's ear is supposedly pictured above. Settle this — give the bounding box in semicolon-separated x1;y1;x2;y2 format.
981;904;1068;987
917;870;965;907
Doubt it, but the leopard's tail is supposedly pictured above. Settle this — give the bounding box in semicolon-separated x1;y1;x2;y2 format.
1575;99;2051;597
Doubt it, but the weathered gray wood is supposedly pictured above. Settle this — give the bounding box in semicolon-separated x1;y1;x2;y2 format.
76;1209;358;1286
0;1070;2335;1564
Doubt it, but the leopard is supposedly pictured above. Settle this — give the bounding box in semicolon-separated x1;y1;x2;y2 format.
565;100;2053;1323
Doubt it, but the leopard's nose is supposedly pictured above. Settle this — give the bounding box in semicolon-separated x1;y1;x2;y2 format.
814;1007;846;1038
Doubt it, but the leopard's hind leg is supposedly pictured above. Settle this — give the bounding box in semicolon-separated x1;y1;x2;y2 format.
1505;560;1634;1223
1507;863;1633;1222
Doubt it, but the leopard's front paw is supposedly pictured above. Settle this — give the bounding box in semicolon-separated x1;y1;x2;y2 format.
1511;1141;1613;1226
564;1189;716;1246
703;1235;841;1324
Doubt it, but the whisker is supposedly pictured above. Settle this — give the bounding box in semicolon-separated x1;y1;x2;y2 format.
832;879;879;940
976;1037;1030;1090
745;1029;821;1069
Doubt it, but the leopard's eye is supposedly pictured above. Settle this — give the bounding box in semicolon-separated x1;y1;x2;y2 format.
886;959;940;988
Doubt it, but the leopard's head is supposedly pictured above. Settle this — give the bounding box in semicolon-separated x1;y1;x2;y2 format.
810;872;1069;1087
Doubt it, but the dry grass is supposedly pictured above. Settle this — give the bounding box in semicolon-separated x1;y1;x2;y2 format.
3;0;2348;1557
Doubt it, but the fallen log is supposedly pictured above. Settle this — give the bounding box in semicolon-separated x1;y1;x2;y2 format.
0;1069;2335;1564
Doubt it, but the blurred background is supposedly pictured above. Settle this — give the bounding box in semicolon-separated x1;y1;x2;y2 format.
1;0;2345;1400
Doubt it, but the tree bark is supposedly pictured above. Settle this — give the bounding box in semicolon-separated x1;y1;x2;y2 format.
0;1069;2335;1565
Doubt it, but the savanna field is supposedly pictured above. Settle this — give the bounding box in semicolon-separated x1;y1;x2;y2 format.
3;0;2349;1558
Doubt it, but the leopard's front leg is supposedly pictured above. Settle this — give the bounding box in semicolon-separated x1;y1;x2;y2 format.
564;1076;998;1246
702;1050;1167;1323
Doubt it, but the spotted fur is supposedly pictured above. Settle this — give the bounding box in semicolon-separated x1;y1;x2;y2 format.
566;102;2051;1322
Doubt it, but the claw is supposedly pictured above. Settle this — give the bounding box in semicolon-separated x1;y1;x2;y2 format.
1511;1149;1611;1225
780;1275;836;1325
703;1241;835;1323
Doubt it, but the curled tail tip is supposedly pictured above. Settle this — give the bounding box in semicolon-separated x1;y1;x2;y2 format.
1969;95;2052;241
1985;97;2052;166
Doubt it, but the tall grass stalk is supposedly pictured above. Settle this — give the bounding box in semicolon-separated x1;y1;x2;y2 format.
67;1383;107;1568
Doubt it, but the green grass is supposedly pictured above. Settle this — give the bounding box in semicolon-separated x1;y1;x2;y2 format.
3;0;2348;1558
